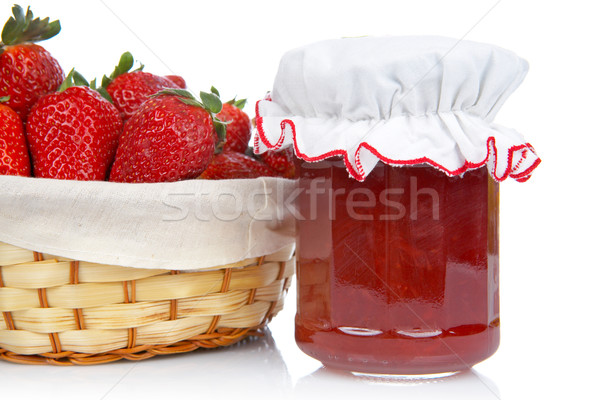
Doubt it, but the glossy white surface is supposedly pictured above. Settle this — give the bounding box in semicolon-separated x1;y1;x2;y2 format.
1;1;598;398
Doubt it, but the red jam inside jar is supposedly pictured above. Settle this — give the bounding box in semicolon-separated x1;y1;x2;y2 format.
294;158;500;375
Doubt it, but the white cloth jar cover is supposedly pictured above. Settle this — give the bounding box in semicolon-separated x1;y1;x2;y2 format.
254;36;540;182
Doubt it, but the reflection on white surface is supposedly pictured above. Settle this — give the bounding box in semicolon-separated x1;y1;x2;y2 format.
0;329;292;400
295;367;500;400
0;327;501;400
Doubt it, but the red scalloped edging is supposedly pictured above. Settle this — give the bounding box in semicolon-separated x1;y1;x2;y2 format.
254;99;540;182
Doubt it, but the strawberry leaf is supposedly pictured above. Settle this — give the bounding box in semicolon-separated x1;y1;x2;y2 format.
58;68;113;103
96;87;113;103
58;69;76;92
200;91;222;114
213;117;229;153
101;75;111;88
22;7;31;30
234;98;247;109
0;95;10;103
215;122;226;140
1;5;60;46
100;51;138;88
13;5;26;23
210;86;220;97
157;88;196;99
213;116;231;125
225;97;247;110
1;6;24;45
73;70;89;87
38;20;60;41
113;51;134;79
177;97;204;108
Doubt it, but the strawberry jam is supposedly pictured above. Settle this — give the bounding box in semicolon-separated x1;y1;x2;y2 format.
294;159;500;374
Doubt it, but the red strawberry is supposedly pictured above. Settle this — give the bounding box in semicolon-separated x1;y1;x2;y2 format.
110;89;224;183
103;52;182;121
26;70;123;180
165;75;186;89
0;5;64;121
260;147;296;178
0;98;30;176
107;71;181;121
199;151;277;180
217;100;251;153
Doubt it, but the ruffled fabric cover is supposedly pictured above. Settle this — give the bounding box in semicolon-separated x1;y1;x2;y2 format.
254;36;540;181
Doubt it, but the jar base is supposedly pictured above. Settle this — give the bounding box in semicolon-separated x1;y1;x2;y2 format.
296;323;499;376
321;361;472;380
319;357;471;376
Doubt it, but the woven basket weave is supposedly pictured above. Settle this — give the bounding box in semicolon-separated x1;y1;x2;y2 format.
0;241;294;365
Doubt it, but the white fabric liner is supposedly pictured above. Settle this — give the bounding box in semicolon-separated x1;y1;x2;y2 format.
0;175;295;270
254;36;540;182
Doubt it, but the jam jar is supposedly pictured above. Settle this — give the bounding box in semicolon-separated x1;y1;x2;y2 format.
253;36;540;375
294;159;499;374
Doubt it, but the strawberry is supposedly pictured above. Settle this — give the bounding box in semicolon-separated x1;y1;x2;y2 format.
165;75;186;89
103;52;183;121
260;147;296;178
26;70;123;180
199;151;277;180
109;89;226;183
107;71;180;121
0;97;30;176
216;98;251;153
0;5;64;121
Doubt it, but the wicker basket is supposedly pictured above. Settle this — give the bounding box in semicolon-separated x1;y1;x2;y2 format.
0;241;294;365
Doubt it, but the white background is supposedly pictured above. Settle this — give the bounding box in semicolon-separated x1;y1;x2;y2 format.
1;1;599;399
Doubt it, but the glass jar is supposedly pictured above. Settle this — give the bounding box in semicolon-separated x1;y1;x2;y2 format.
294;158;500;375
